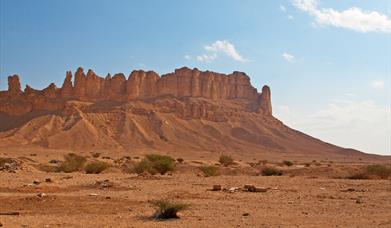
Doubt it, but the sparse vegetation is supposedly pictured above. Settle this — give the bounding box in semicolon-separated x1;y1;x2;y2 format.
176;158;184;163
304;163;311;167
0;157;14;167
219;154;234;167
84;161;109;174
366;164;391;179
56;153;86;173
348;164;391;180
261;167;282;176
91;152;101;158
133;154;175;175
283;160;293;166
200;165;219;177
150;199;189;219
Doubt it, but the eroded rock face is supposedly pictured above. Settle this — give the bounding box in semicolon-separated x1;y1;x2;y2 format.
8;75;22;96
259;85;272;115
0;67;272;117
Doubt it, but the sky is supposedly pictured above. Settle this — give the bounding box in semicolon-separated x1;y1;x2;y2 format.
0;0;390;155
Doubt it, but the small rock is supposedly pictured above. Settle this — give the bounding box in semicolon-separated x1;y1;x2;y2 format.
45;178;52;183
37;193;46;198
49;159;60;164
228;187;240;193
105;196;111;199
244;184;255;191
242;213;249;216
212;185;221;191
33;180;40;185
253;187;267;192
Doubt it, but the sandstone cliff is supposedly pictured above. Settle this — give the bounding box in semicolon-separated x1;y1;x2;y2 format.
0;67;272;117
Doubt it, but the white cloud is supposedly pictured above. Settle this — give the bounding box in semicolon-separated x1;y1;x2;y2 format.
282;52;295;62
196;54;217;63
292;0;391;33
204;40;247;62
288;15;294;20
280;5;287;12
371;80;385;89
275;99;391;155
184;55;191;60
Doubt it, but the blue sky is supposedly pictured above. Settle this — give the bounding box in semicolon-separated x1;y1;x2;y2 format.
1;0;390;155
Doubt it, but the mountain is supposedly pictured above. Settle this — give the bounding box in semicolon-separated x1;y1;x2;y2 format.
0;67;369;159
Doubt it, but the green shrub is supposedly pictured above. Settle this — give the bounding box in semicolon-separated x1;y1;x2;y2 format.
133;159;156;175
150;199;189;219
84;161;109;174
200;165;219;177
219;154;234;167
261;167;282;176
56;153;86;173
133;154;175;175
283;160;293;166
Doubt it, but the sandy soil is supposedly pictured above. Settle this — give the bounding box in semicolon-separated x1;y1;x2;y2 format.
1;152;390;228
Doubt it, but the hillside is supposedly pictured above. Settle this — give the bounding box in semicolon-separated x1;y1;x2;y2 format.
0;67;374;160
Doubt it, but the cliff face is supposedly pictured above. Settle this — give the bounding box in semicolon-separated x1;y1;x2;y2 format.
0;67;272;117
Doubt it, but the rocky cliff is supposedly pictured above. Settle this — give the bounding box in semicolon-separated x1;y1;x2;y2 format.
0;67;272;117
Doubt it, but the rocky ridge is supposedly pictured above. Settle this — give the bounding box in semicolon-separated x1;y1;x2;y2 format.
0;67;272;117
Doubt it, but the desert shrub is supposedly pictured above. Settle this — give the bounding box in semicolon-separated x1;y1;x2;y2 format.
283;160;293;166
84;161;109;174
56;153;86;173
261;167;282;176
200;165;219;177
91;152;101;158
304;163;311;167
150;199;189;219
366;164;391;179
0;157;14;167
219;154;234;167
133;154;175;175
348;173;368;180
347;165;391;180
133;159;156;175
176;158;184;163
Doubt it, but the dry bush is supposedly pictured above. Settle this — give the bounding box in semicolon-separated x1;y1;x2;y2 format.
56;153;86;173
261;167;282;176
219;154;234;167
91;152;101;158
84;161;109;174
283;160;293;166
349;164;391;180
200;165;219;177
176;158;184;163
133;154;175;175
150;199;189;219
0;157;14;167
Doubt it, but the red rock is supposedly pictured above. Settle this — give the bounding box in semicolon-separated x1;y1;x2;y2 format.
61;71;73;98
0;67;272;118
259;85;272;115
73;67;86;99
8;75;22;96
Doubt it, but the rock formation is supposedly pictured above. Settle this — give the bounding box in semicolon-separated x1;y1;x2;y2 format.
0;67;272;117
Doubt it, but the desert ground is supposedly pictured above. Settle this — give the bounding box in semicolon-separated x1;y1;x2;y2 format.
1;148;390;228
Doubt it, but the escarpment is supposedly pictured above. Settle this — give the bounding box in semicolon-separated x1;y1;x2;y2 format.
0;67;272;117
